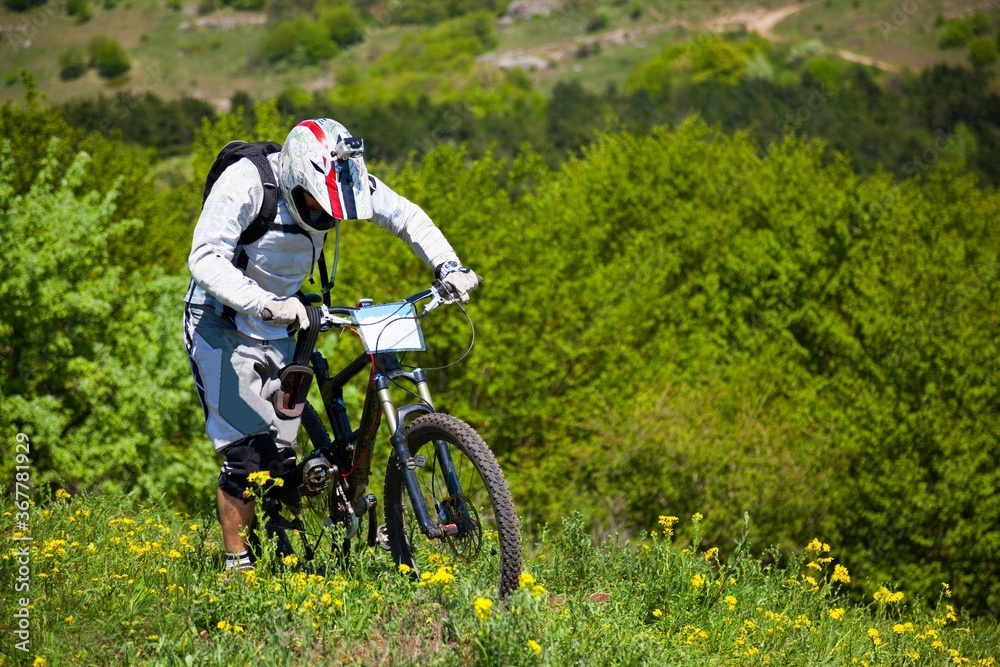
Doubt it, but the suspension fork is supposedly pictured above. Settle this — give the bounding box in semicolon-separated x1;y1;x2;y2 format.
375;373;461;540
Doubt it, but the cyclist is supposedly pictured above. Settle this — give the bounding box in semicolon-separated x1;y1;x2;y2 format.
183;118;481;572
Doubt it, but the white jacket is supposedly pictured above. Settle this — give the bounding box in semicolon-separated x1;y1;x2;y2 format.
186;152;459;340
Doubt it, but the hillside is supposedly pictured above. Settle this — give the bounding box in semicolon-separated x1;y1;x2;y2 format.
2;0;998;108
2;0;1000;656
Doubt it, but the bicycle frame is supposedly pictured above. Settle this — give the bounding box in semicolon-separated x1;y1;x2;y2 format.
309;337;464;544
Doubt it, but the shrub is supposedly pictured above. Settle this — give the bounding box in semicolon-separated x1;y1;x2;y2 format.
939;12;993;49
258;17;338;65
587;5;612;33
67;0;92;21
58;47;88;80
225;0;265;10
88;36;131;78
322;5;365;48
2;0;45;10
968;36;999;68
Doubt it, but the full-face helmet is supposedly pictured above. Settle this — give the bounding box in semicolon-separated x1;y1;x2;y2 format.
278;118;373;233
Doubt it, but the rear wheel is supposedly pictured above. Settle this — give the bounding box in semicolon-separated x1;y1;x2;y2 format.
383;413;522;599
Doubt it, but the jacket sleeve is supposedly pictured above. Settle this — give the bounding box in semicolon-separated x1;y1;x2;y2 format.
187;159;274;315
367;175;460;271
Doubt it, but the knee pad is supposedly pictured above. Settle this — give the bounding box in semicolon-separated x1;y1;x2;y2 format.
218;433;297;499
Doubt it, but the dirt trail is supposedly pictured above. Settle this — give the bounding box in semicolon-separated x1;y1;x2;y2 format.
708;3;896;71
707;4;807;40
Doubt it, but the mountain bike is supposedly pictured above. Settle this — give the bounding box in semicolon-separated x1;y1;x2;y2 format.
260;285;522;599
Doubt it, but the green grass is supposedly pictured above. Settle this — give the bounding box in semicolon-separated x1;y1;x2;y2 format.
0;0;331;106
3;491;999;665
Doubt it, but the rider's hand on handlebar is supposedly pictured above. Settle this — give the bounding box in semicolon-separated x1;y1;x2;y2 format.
259;295;311;330
437;263;482;304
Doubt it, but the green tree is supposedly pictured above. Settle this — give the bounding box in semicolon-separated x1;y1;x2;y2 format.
58;47;88;80
88;36;131;78
322;5;365;48
0;139;213;502
2;0;45;10
67;0;92;21
258;17;338;65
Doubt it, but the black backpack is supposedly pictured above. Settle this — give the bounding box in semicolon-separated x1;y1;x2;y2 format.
202;140;301;245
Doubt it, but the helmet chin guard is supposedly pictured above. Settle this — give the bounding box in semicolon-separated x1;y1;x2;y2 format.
279;119;373;233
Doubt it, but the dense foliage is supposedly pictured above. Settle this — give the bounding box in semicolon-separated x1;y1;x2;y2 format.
4;71;1000;622
57;32;1000;187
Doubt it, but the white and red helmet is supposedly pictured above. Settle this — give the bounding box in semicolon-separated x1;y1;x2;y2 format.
278;118;373;233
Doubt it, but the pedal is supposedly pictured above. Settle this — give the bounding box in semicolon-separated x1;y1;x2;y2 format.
375;524;392;551
441;523;459;537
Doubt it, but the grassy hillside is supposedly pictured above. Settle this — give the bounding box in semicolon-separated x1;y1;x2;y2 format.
2;0;998;108
2;489;998;665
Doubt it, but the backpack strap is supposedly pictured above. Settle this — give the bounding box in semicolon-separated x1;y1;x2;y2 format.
238;150;283;246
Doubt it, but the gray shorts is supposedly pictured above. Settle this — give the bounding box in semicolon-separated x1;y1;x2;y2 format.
183;304;300;452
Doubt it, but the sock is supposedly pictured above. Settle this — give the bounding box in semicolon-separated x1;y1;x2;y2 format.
225;550;254;570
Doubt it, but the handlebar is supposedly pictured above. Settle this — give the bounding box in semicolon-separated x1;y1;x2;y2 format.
316;283;458;331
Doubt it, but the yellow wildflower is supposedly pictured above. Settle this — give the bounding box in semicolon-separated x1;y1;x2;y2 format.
55;489;71;499
873;586;904;604
942;582;951;598
519;572;536;588
946;605;958;622
216;620;232;632
283;554;299;567
807;561;822;571
531;584;546;599
33;658;47;667
658;515;679;536
829;608;845;620
418;566;455;587
158;568;168;574
704;547;719;562
474;597;493;621
398;563;413;575
833;565;850;584
725;595;737;611
247;471;272;485
893;622;914;634
653;609;663;618
527;640;542;655
691;574;706;590
868;628;882;647
905;651;920;660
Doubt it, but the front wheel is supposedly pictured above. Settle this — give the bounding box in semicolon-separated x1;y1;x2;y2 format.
384;413;522;599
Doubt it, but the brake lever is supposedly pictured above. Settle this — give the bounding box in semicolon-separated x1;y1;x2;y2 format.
421;283;453;316
318;309;355;331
